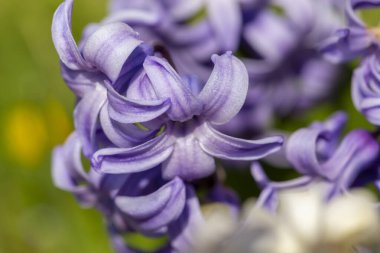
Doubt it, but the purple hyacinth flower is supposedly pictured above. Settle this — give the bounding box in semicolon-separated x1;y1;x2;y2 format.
108;0;341;131
252;112;380;210
52;0;175;157
286;112;379;190
52;132;206;253
92;52;283;181
320;0;380;62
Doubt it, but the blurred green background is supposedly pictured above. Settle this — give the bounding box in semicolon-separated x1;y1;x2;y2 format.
0;1;378;253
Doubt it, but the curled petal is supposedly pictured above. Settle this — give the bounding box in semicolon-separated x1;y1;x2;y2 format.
99;103;155;148
107;82;171;124
320;28;375;63
286;112;347;176
143;56;203;122
116;177;186;231
352;59;380;125
198;52;249;125
74;85;107;157
126;72;159;101
323;130;379;183
286;128;324;176
92;133;174;174
198;123;283;161
82;22;146;82
162;133;215;181
52;133;87;190
168;186;204;252
51;0;93;70
61;64;105;97
52;133;95;206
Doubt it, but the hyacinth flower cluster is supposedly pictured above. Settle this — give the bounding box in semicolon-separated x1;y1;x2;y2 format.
51;0;380;252
106;0;343;134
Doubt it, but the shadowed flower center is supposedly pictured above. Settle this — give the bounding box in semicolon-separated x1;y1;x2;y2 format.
168;116;203;138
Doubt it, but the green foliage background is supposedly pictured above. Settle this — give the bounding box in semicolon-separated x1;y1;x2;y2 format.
0;1;378;253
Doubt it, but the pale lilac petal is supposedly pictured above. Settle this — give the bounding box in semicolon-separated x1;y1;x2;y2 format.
82;22;146;82
116;177;186;232
61;64;105;97
143;56;203;121
106;82;171;124
99;103;155;148
168;0;204;21
52;133;96;206
206;0;242;51
320;28;375;63
286;111;348;175
52;133;87;191
168;186;204;252
162;133;215;181
198;52;249;125
92;133;174;174
103;9;161;26
51;0;93;70
243;11;295;61
323;130;379;182
286;128;324;176
74;85;107;157
126;72;158;101
198;123;283;160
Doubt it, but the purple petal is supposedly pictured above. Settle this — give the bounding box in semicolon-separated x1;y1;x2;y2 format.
167;0;203;21
52;133;87;191
286;112;347;176
323;130;379;182
116;177;186;232
198;123;283;161
243;11;295;61
320;28;375;63
52;133;96;206
74;85;107;157
198;52;249;125
162;133;215;181
99;103;155;148
82;22;145;82
352;57;380;125
92;133;174;174
126;72;159;101
143;56;203;122
168;186;204;252
103;9;161;26
106;82;171;124
286;127;325;176
51;0;93;70
61;64;105;97
206;0;242;51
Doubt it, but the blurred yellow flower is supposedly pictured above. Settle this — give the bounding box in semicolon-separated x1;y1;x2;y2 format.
4;104;48;167
3;101;71;167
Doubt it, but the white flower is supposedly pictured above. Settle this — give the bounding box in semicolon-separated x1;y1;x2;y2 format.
190;185;380;253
